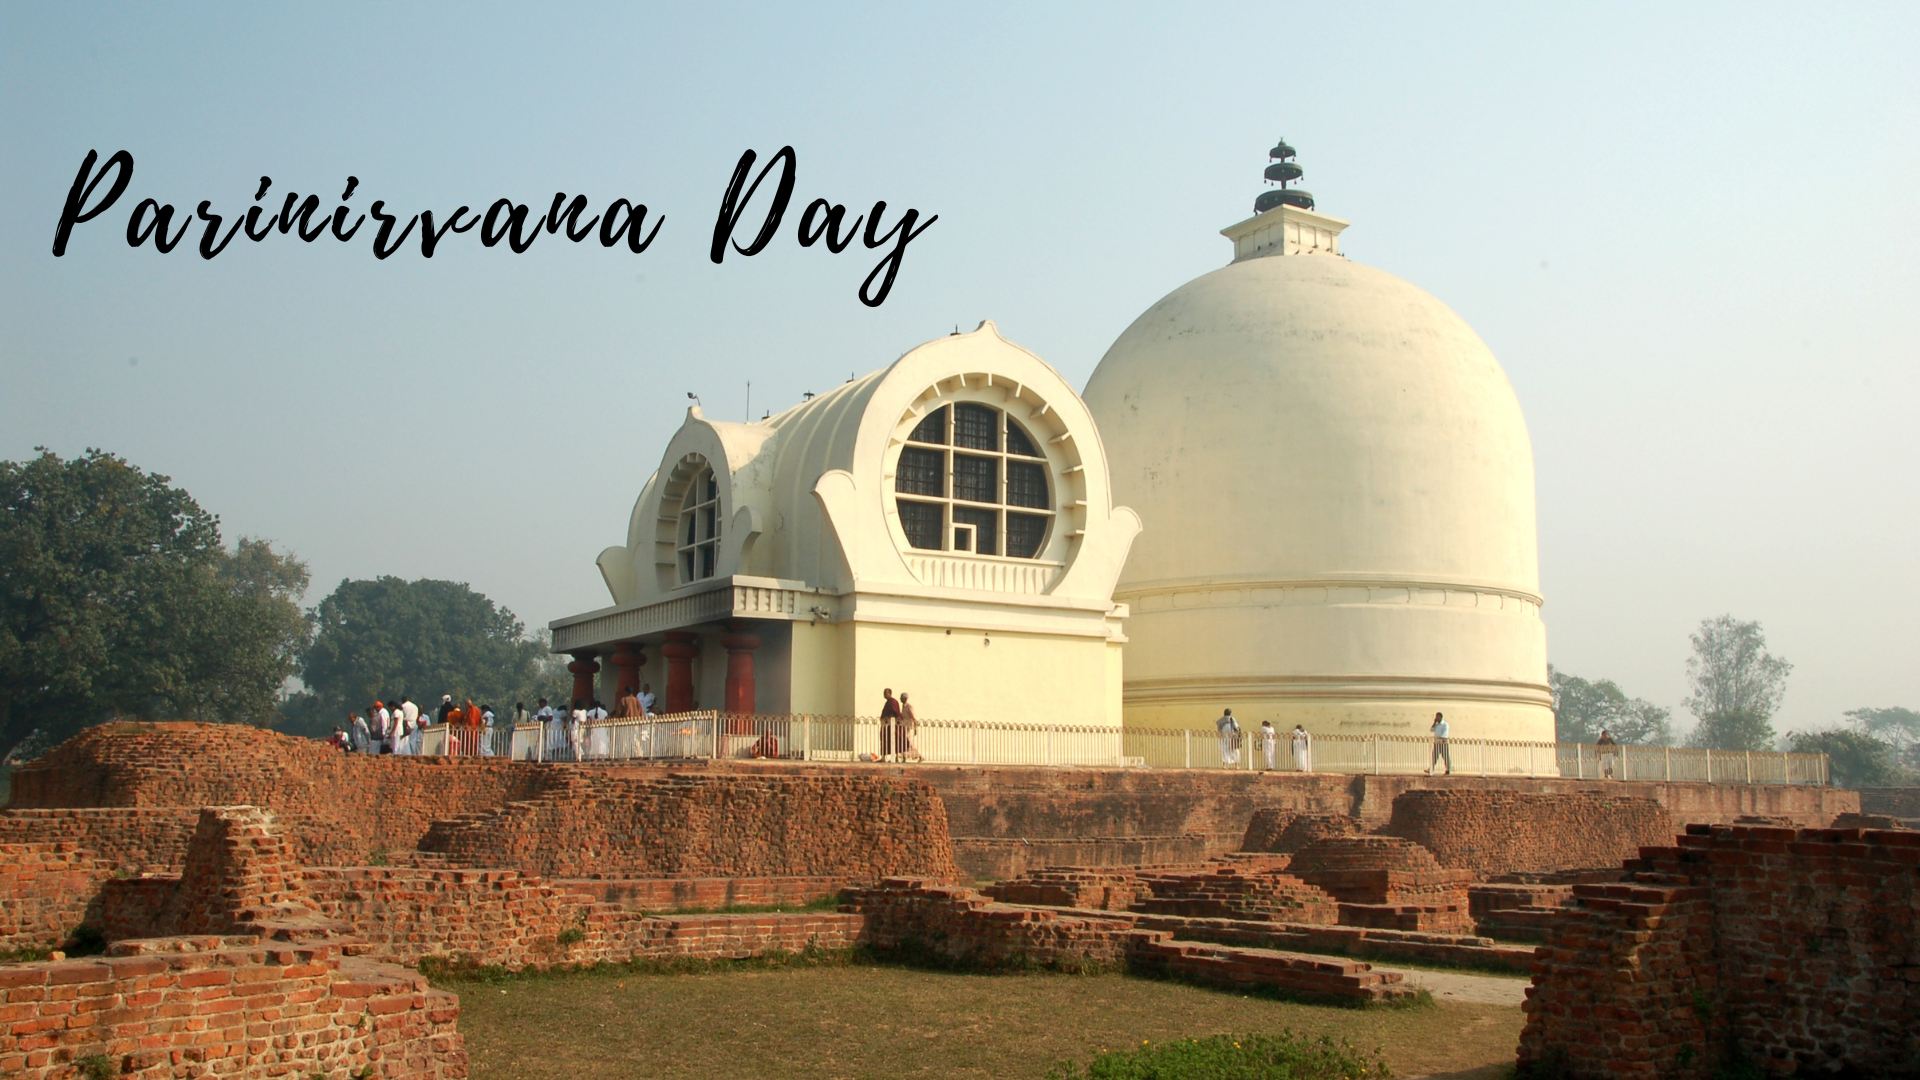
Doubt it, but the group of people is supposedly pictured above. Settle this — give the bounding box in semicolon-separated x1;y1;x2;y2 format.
1213;709;1315;771
1211;709;1459;775
330;695;497;755
877;688;920;762
531;684;661;761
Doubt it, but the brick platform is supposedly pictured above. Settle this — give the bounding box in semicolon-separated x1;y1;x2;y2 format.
0;937;463;1080
1517;824;1920;1078
1286;837;1474;934
1379;789;1673;878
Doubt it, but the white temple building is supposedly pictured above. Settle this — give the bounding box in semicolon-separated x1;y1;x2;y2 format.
1082;146;1553;742
550;324;1140;726
554;142;1553;743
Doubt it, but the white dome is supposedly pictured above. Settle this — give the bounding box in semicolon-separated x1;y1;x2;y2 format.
1084;251;1552;741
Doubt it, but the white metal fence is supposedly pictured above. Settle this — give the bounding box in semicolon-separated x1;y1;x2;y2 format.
421;712;1834;784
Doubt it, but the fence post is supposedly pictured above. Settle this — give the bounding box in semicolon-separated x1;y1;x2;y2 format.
1046;727;1054;768
1745;750;1752;784
802;715;811;761
1369;736;1377;776
970;722;978;766
1664;746;1671;782
1529;743;1536;777
1183;729;1191;770
712;712;721;761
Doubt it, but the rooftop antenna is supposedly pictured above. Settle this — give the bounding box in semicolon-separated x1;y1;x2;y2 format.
745;380;751;422
686;391;701;408
1254;137;1314;214
803;391;816;401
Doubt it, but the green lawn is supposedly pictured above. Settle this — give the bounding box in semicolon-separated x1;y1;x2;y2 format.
449;962;1523;1080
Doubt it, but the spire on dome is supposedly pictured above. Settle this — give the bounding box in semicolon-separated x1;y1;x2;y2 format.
1221;138;1350;262
1255;138;1314;213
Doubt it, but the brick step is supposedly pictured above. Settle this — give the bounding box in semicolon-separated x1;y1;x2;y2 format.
1139;937;1418;1002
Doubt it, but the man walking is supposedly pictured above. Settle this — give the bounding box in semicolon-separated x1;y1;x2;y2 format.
880;689;902;762
1596;728;1619;779
1428;711;1452;775
1215;708;1241;767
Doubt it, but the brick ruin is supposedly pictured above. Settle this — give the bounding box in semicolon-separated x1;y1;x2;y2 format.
0;721;1893;1077
1517;823;1920;1079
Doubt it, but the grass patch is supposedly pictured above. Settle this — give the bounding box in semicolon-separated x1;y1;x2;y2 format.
0;945;51;964
450;961;1523;1080
1045;1031;1389;1079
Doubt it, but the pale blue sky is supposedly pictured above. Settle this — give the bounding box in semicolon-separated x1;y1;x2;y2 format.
3;3;1916;737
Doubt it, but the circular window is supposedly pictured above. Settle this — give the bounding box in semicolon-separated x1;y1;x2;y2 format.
891;401;1054;559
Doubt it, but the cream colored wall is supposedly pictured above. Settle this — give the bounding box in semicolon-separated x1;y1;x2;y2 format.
845;622;1120;727
788;619;850;716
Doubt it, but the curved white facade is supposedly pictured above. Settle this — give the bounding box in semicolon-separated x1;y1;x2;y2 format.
1082;215;1552;741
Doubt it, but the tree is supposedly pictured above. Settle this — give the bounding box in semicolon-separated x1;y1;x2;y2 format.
1549;666;1673;745
1786;729;1910;789
288;577;559;734
0;449;310;758
1682;615;1791;751
1845;706;1920;766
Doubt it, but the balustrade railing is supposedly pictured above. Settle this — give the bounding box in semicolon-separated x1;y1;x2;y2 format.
429;713;1829;785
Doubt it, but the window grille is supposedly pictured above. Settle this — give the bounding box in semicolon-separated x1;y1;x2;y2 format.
890;400;1055;559
676;464;723;583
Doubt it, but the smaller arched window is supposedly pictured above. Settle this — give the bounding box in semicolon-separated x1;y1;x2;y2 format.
895;402;1053;558
677;465;721;583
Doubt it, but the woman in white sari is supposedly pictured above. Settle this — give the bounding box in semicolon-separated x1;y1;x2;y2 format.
1289;724;1313;773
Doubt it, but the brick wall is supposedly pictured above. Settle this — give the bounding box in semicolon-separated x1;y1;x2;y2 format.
1239;810;1359;853
417;772;961;883
0;843;114;950
1379;789;1675;878
1517;824;1920;1078
1857;786;1920;818
0;937;464;1080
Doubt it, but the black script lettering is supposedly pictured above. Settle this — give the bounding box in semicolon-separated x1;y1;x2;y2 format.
125;198;189;253
418;206;477;258
244;177;275;241
481;199;541;253
710;146;796;262
545;194;601;241
53;149;134;256
194;201;245;259
797;198;861;253
331;178;364;242
369;201;419;259
598;199;662;253
859;201;938;308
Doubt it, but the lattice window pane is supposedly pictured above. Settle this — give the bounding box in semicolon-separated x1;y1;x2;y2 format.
896;447;946;497
1006;421;1043;458
954;403;999;451
953;506;998;556
1007;513;1048;559
1007;460;1048;508
953;454;999;503
908;406;948;445
898;500;944;550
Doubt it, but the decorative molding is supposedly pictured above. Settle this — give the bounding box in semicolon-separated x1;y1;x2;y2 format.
1118;578;1542;618
903;553;1063;595
1123;672;1554;708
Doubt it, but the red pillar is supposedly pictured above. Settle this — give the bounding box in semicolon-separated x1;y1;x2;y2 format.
566;651;600;709
610;642;646;705
720;625;760;729
662;632;699;714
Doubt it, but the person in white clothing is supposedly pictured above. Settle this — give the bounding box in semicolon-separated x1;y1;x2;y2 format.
1290;724;1313;773
1215;709;1240;767
1258;720;1277;770
638;684;656;716
1427;712;1451;775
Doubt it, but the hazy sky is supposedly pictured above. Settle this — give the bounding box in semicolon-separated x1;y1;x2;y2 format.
4;3;1915;738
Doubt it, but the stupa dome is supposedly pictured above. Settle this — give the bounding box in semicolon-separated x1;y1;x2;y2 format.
1083;191;1552;742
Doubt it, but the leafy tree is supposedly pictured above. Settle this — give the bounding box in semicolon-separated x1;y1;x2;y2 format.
1549;665;1673;745
1682;615;1791;751
288;577;560;735
0;449;310;758
1786;729;1910;789
1845;706;1920;766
